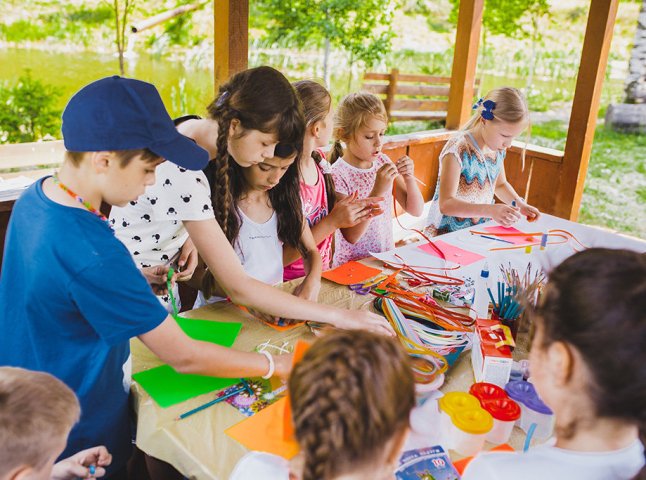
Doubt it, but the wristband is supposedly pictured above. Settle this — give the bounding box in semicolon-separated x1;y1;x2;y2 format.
259;350;275;379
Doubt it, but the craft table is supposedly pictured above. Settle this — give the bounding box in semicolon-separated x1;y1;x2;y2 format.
131;214;646;480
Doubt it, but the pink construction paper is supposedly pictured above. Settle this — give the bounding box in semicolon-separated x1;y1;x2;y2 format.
483;226;536;245
418;240;485;266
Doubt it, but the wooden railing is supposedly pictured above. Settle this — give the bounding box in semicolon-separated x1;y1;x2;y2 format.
0;131;566;270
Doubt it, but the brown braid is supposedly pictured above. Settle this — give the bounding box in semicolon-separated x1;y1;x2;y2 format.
289;331;415;480
328;139;345;165
200;66;305;299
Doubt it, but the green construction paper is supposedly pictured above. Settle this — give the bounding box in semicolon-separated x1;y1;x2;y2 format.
133;318;243;408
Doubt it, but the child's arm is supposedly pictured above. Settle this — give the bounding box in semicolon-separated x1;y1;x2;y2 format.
184;218;393;335
282;192;382;264
393;155;424;216
339;164;394;244
289;223;322;302
438;154;522;226
493;165;541;222
51;446;112;480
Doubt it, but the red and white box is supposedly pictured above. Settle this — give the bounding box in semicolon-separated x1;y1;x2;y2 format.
471;319;513;387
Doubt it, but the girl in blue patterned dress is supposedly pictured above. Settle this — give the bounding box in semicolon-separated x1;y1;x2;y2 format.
425;87;541;236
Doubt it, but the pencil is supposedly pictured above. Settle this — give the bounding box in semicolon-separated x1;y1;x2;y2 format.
176;379;251;420
478;234;515;245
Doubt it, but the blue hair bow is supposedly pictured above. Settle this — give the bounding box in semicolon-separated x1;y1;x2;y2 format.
481;99;496;120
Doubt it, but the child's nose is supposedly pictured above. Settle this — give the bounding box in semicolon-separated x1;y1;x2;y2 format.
262;145;275;159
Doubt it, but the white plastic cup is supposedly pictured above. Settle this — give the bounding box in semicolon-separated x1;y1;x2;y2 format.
482;398;522;444
450;408;493;456
520;395;554;440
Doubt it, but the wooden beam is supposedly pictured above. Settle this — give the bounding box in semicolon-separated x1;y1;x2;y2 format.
445;0;483;130
214;0;248;92
555;0;619;220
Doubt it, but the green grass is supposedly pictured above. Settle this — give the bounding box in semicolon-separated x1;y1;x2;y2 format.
531;121;646;239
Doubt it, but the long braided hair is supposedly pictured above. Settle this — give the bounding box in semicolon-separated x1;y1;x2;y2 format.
328;91;388;165
292;80;336;211
202;66;305;297
289;330;415;480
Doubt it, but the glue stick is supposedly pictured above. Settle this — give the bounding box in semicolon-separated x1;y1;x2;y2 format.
470;263;491;320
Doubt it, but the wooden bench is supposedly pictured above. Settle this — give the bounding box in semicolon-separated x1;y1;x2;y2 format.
362;68;480;123
0;140;64;181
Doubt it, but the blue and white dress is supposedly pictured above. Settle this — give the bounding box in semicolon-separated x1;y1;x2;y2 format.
426;131;505;236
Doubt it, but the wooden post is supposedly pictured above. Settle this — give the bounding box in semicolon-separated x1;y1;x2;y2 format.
385;68;399;120
554;0;619;220
446;0;483;130
214;0;248;93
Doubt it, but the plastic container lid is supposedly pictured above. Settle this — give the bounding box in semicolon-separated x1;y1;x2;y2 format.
452;408;494;434
504;380;537;403
524;394;553;415
469;382;507;403
438;392;481;416
482;397;522;421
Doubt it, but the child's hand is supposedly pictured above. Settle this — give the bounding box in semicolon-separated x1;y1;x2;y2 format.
518;200;541;222
395;155;415;177
274;353;294;380
292;277;321;302
333;309;395;337
176;237;198;281
331;192;384;228
141;265;176;295
489;204;522;226
51;445;112;480
372;163;398;196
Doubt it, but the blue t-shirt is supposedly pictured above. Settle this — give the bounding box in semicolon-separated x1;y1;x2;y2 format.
0;178;167;474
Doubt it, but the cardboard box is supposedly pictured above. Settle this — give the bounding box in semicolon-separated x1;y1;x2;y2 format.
471;319;513;387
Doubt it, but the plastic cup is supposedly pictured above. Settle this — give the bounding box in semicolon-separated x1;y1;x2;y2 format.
451;407;494;456
482;397;522;444
521;395;554;440
438;392;481;448
469;382;507;404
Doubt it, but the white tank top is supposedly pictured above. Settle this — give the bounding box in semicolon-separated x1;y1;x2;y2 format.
195;208;283;308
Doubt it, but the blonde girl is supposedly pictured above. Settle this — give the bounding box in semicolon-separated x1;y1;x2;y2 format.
230;330;416;479
425;87;541;236
283;80;380;280
329;92;424;267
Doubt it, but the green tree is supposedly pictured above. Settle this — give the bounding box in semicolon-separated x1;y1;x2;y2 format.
252;0;398;86
0;72;62;144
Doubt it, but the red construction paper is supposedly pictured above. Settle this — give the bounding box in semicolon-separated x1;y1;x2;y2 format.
418;240;485;266
483;226;536;245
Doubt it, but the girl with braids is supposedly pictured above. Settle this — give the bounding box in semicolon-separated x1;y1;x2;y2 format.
464;248;645;480
112;66;393;337
230;330;416;480
329;91;424;267
283;80;381;281
194;144;322;308
424;87;541;236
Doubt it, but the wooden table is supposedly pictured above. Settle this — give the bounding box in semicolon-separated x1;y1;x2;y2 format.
131;215;646;479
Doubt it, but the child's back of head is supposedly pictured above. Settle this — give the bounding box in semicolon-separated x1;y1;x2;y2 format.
289;330;415;480
531;248;646;431
0;367;80;478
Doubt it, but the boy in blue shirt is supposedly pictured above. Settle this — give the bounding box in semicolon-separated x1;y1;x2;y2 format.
0;76;292;478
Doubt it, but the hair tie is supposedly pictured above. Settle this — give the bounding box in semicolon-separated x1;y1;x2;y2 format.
215;91;229;108
481;99;496;120
472;98;484;110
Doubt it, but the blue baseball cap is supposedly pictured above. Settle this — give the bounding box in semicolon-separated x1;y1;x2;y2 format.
62;76;209;171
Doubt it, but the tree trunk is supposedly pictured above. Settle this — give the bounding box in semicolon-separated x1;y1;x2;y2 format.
625;0;646;103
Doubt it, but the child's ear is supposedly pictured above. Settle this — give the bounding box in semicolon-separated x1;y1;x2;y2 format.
91;151;113;173
310;122;321;139
229;118;241;138
547;341;574;386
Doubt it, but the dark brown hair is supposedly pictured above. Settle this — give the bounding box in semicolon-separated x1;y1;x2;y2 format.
0;367;80;476
205;66;305;237
65;148;160;167
201;149;307;299
289;330;415;480
293;80;336;210
531;248;646;432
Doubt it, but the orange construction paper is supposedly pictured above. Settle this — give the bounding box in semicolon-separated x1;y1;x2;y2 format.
321;261;382;285
282;340;311;441
225;396;300;459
